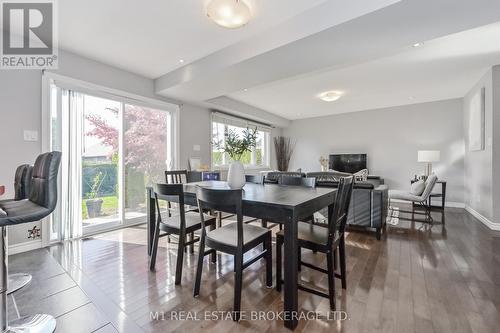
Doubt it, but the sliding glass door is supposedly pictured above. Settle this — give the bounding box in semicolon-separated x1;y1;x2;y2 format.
82;95;121;231
47;80;175;240
123;104;172;222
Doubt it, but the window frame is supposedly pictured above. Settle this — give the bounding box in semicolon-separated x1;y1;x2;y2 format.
211;113;272;170
41;72;180;244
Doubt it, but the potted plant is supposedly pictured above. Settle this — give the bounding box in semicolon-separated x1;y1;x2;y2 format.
214;128;257;188
85;171;104;218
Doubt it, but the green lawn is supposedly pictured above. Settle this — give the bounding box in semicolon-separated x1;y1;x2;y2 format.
82;196;118;220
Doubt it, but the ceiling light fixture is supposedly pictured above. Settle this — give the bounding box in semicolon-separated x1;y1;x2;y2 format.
179;59;185;63
207;0;252;29
413;42;423;47
318;91;343;102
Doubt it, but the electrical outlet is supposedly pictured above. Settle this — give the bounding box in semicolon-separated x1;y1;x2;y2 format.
27;226;41;239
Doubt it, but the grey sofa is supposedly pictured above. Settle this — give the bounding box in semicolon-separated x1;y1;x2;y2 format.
307;172;389;239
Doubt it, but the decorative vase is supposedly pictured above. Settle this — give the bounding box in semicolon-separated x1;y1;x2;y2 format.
227;161;246;189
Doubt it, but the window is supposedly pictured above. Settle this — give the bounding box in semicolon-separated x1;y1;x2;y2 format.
211;112;271;168
45;74;177;240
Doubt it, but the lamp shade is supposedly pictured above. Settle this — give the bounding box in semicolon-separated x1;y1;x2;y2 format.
417;150;440;163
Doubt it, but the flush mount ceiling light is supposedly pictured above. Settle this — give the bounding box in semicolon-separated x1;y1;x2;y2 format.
207;0;252;29
413;42;424;47
317;91;343;102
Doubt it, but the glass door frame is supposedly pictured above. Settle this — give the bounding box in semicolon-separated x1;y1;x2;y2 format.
41;72;180;244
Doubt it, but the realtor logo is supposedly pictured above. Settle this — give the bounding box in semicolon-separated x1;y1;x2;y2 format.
1;0;58;69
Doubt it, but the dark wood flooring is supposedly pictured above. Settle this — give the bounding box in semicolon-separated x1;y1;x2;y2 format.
8;204;500;333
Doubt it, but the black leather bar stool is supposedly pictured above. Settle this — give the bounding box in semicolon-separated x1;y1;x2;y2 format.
193;186;272;321
276;176;354;310
6;164;34;320
0;151;61;332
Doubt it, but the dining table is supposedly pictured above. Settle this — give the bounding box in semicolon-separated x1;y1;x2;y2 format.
146;181;337;330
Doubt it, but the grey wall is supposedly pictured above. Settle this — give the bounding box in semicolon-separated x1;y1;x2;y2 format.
178;103;212;169
463;69;493;220
0;71;43;245
283;99;465;204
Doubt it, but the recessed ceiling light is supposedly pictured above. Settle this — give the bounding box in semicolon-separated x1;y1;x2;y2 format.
317;91;343;102
179;59;184;63
207;0;252;29
413;42;423;48
243;88;248;92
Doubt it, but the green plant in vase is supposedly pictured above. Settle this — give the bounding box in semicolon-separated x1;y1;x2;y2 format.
85;171;105;218
214;128;257;188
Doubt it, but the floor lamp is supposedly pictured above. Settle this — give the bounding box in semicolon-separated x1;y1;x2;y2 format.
418;150;440;177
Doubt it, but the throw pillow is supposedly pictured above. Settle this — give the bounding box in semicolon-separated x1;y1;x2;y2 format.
353;169;368;182
410;179;425;196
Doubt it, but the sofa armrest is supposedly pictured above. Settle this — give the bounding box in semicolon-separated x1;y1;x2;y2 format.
371;185;389;229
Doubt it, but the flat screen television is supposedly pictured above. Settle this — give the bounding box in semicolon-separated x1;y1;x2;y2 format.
329;154;367;174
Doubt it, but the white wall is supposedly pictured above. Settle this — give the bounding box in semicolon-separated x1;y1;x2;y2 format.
463;69;493;221
283;99;465;204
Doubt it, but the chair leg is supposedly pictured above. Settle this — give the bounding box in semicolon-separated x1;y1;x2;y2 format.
264;234;273;288
333;250;337;270
193;233;206;297
339;235;347;289
189;232;194;254
149;217;161;271
175;232;186;285
261;219;267;228
327;251;336;311
233;253;243;321
275;236;283;292
209;224;216;263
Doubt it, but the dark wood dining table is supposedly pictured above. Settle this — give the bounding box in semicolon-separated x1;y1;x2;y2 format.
146;181;337;330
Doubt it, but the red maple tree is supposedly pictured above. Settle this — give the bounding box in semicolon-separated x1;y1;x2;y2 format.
85;105;169;183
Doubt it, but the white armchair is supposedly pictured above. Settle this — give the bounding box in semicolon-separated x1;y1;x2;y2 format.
389;174;438;222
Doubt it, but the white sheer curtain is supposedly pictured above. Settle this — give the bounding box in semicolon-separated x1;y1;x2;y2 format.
60;90;84;239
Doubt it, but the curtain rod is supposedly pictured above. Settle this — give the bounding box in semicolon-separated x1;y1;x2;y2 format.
211;110;274;128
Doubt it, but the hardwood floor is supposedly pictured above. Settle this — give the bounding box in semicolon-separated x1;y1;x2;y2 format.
8;204;500;332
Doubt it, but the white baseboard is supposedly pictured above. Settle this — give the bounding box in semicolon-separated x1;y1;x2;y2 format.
465;206;500;231
9;240;42;255
390;199;465;208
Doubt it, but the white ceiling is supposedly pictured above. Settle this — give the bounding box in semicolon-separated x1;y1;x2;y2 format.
56;0;500;124
58;0;327;78
229;22;500;119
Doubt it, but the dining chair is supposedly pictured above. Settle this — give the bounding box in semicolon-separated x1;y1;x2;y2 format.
193;186;272;321
165;169;189;184
149;183;217;285
164;169;198;250
275;176;354;310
